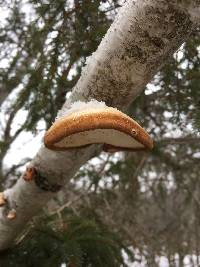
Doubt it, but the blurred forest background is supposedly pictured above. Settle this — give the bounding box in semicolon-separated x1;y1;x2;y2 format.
0;1;200;266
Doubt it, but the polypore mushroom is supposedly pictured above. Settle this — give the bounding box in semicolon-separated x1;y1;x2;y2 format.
44;106;153;152
7;209;17;220
22;166;37;182
0;192;6;207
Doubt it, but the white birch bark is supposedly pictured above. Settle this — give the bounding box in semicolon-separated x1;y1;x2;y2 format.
0;0;199;250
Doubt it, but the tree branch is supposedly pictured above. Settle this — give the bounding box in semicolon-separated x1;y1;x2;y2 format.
158;137;200;146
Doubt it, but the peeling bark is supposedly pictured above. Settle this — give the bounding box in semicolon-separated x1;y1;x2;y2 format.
0;0;199;250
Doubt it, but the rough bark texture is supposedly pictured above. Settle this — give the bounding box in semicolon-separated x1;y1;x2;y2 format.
0;0;199;251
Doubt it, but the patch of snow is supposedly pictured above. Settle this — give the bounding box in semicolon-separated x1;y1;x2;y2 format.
57;99;107;119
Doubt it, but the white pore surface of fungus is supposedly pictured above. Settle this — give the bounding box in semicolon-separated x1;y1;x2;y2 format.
57;99;107;119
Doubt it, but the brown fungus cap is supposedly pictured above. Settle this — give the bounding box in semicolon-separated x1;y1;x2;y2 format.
0;192;6;207
44;107;153;152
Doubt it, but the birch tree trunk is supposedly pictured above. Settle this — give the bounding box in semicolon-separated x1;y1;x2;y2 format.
0;0;199;251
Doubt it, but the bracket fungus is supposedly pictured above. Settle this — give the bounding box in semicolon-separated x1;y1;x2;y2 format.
7;209;17;220
0;192;6;207
22;166;37;182
44;106;153;152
